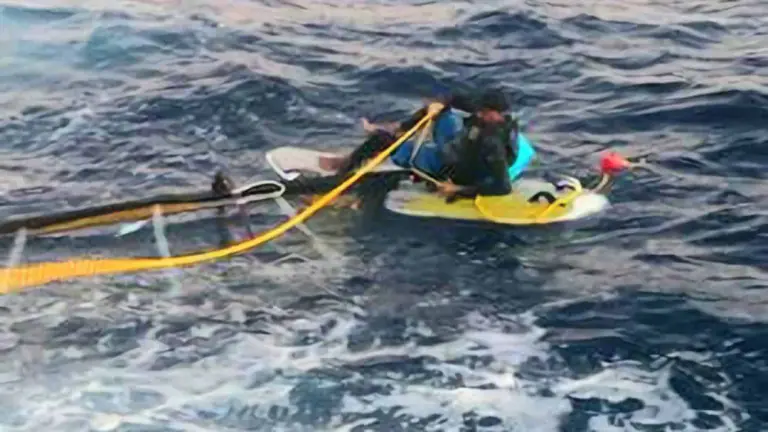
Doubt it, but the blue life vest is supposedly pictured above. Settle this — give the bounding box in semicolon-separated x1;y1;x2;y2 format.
390;109;463;176
390;110;536;181
508;132;536;181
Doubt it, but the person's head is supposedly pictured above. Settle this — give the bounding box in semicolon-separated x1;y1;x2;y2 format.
476;89;510;124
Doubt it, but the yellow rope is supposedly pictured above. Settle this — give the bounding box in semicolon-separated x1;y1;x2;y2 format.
533;179;583;222
0;105;444;293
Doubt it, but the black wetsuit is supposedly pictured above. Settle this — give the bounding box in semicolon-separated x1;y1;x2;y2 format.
440;118;516;200
434;92;519;199
279;171;404;196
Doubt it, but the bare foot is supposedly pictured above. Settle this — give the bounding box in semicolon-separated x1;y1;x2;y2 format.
318;155;345;171
361;117;377;134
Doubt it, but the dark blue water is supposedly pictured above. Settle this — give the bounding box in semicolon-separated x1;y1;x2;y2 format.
0;1;766;430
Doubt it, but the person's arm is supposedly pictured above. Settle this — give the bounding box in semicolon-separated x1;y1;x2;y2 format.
361;102;431;137
393;89;477;133
395;106;428;134
361;118;400;135
445;134;511;199
391;90;476;134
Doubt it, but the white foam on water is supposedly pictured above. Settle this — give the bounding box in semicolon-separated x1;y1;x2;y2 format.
552;360;743;432
0;293;746;432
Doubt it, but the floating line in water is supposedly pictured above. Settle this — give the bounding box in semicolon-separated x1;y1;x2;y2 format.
0;108;439;293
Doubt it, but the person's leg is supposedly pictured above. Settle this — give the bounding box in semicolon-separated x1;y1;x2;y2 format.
280;171;408;209
281;174;343;196
320;105;434;175
318;130;397;176
281;171;403;195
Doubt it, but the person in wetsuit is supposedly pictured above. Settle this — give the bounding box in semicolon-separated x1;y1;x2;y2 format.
434;90;519;201
323;89;520;201
325;97;464;179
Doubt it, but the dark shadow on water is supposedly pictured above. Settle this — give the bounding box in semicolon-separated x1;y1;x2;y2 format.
537;289;768;430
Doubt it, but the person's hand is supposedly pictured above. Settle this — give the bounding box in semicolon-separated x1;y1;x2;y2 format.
422;92;450;106
435;179;460;197
426;102;445;116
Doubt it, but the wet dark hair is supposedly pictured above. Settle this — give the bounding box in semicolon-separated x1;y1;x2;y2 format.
478;89;510;112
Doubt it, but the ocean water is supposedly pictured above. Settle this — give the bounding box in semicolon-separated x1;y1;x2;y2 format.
0;0;767;431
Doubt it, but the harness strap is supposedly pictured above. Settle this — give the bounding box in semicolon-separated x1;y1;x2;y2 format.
408;117;442;184
408;116;433;167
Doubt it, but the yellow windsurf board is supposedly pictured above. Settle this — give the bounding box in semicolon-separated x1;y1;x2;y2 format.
383;181;610;226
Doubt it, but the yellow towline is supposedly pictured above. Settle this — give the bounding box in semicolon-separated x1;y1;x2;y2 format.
0;105;443;294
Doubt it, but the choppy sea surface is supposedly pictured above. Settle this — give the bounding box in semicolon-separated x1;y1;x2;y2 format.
0;0;767;430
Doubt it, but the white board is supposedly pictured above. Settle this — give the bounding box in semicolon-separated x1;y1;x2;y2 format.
265;146;405;181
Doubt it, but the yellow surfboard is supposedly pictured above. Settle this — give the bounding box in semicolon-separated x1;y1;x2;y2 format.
383;179;610;226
